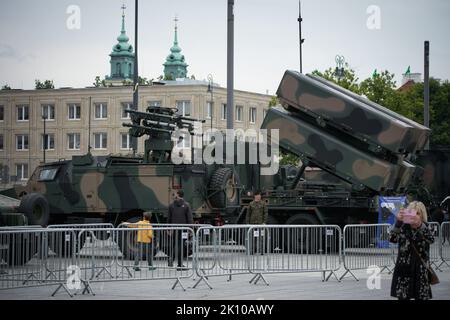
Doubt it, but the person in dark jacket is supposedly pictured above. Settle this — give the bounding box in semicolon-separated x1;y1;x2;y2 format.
390;201;435;300
167;190;193;270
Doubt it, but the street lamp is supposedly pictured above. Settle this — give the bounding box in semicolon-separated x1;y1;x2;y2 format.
42;114;47;164
207;74;214;139
334;55;345;81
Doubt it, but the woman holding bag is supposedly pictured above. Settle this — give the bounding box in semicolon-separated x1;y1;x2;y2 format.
390;201;438;300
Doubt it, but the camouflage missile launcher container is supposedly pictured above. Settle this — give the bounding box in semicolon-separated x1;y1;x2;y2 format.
263;107;416;192
276;70;430;160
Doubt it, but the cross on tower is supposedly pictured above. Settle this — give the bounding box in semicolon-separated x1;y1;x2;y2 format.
121;4;126;16
174;15;179;29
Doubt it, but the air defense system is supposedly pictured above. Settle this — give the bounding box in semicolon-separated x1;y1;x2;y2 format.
263;70;430;194
1;70;448;229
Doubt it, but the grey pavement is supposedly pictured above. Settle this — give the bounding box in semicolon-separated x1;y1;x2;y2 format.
1;267;449;300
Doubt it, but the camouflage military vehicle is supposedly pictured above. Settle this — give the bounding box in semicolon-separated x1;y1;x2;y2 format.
0;107;245;227
1;70;448;231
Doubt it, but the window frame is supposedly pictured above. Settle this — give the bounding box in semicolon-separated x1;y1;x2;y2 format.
94;103;108;120
17;105;29;122
16;163;29;181
41;104;55;121
67;133;81;151
16;134;29;151
68;104;81;120
94;132;108;150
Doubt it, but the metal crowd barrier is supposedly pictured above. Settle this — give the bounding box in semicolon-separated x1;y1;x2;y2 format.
194;225;251;289
340;224;394;281
247;225;342;285
2;222;450;297
428;222;442;270
439;222;450;270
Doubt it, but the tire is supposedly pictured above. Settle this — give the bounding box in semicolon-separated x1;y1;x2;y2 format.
208;168;240;210
18;193;50;227
285;213;321;253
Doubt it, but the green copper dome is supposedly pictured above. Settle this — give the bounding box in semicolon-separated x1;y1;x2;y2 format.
163;19;188;80
107;6;135;81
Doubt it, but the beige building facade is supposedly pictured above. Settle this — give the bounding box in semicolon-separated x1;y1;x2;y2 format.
0;80;272;186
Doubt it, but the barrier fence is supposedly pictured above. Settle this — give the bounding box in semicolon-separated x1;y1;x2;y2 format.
340;224;394;281
1;222;449;297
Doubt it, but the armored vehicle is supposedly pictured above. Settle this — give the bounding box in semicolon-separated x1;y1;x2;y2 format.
2;71;449;229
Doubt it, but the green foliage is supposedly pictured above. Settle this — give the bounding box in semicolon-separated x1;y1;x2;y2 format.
269;96;279;107
93;76;107;87
280;151;300;166
312;63;360;93
35;80;55;90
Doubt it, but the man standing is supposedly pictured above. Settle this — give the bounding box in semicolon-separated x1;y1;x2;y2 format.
246;190;268;254
168;190;193;270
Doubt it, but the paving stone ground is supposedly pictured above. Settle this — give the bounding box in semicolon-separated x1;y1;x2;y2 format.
1;267;449;300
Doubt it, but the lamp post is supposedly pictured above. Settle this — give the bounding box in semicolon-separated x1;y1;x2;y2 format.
207;74;214;133
42;114;47;164
334;55;345;81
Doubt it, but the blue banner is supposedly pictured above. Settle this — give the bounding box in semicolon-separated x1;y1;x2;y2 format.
377;196;407;248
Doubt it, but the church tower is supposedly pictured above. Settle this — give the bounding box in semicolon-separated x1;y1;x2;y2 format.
163;17;188;80
106;5;135;84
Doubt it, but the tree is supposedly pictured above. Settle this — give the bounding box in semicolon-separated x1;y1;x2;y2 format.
1;84;11;90
312;63;360;93
269;96;279;107
280;151;301;166
359;70;397;105
35;79;55;89
93;76;107;87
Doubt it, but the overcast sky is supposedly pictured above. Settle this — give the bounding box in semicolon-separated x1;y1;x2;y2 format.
0;0;449;94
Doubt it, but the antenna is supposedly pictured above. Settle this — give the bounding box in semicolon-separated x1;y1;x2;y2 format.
298;1;305;73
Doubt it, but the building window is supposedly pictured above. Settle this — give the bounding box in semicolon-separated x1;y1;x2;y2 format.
206;102;213;119
68;104;81;120
0;134;3;150
41;134;55;150
17;105;29;121
94;133;107;149
221;104;227;120
16;164;29;181
68;133;81;150
16;135;29;151
0;106;4;121
41;104;55;120
249;107;257;124
176;101;191;117
148;101;162;109
176;131;191;149
95;103;108;119
121;133;132;150
121;102;135;119
235;105;243;122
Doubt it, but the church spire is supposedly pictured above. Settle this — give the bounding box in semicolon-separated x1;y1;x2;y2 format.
163;16;188;80
106;4;135;83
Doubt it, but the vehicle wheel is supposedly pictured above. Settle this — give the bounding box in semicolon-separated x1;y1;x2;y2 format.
18;193;50;227
285;213;320;253
208;168;240;211
7;233;37;266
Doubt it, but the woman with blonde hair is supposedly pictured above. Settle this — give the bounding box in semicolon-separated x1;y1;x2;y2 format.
390;201;435;300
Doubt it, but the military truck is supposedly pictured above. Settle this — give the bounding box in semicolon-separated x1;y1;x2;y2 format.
1;71;448;229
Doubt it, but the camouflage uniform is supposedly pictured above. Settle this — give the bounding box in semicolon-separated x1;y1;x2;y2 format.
246;200;268;255
246;200;268;225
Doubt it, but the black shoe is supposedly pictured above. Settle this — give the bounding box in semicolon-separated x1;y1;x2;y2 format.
133;267;141;271
168;259;174;267
177;265;188;271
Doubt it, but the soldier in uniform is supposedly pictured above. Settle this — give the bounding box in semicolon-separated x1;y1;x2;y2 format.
246;190;268;255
